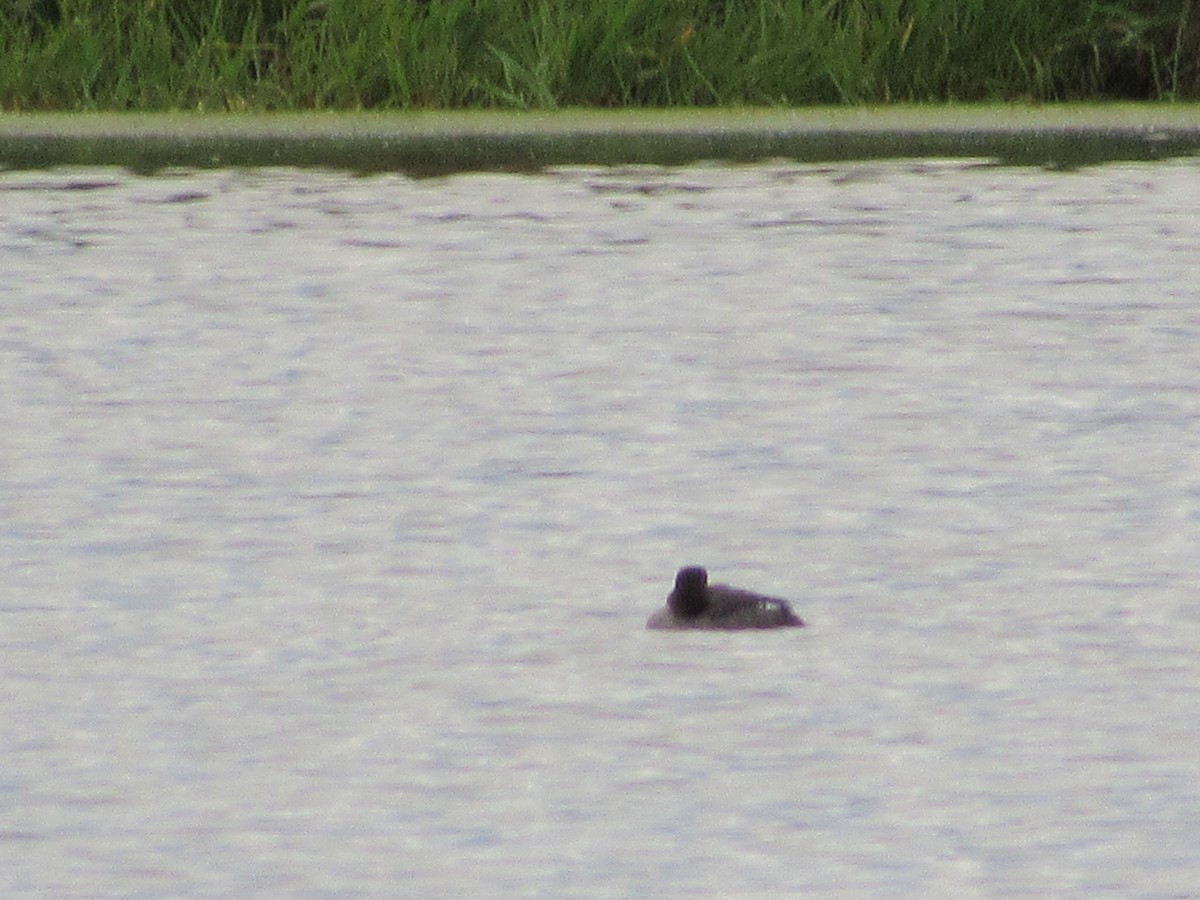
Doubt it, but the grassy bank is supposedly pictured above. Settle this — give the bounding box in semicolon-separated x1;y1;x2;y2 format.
3;0;1198;111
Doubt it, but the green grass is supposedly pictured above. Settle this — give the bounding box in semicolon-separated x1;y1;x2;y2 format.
2;0;1198;110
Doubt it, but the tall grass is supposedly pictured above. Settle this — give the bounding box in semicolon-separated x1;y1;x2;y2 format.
1;0;1197;110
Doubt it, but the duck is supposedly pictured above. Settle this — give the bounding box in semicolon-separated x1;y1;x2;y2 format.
646;566;805;630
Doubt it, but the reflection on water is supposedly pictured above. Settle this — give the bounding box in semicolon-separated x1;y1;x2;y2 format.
3;160;1200;896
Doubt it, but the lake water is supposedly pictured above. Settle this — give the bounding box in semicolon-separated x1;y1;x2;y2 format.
4;158;1200;898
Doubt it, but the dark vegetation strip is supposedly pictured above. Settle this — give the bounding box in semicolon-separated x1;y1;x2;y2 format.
2;0;1198;111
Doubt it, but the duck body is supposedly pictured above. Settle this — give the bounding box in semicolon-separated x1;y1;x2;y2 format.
647;566;805;630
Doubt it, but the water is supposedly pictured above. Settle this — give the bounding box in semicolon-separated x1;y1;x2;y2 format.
3;159;1200;897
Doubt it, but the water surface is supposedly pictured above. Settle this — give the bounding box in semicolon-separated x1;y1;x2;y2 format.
3;160;1200;897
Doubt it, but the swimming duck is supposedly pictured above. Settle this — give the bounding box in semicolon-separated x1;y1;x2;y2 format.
646;566;805;630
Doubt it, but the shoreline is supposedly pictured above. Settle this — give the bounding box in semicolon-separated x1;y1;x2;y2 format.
3;105;1199;174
